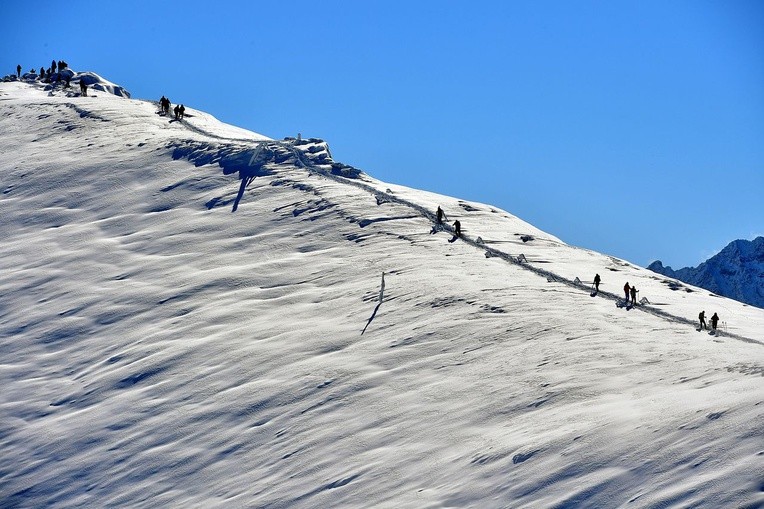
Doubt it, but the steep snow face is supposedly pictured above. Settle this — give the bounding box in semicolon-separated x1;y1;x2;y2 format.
1;80;763;509
649;237;764;309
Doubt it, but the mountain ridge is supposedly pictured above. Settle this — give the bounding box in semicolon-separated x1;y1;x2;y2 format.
649;237;764;309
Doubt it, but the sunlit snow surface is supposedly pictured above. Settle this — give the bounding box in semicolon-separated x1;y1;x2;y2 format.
1;78;763;508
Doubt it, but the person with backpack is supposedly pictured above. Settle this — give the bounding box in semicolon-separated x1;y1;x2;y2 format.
698;311;707;330
179;104;185;119
630;285;638;306
174;105;180;120
447;220;462;243
711;312;719;331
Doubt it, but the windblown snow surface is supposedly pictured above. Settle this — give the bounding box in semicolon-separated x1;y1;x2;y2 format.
1;77;763;509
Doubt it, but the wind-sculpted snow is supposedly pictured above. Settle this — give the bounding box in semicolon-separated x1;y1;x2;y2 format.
174;116;362;180
1;79;763;509
170;125;762;345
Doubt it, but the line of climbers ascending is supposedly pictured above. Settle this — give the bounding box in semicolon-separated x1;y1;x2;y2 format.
434;205;461;243
619;280;720;332
433;204;722;334
159;96;185;121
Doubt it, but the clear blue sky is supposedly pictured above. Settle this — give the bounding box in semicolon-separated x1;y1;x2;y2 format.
3;0;762;268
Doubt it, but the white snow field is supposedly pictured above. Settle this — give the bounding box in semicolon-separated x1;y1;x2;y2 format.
1;76;763;509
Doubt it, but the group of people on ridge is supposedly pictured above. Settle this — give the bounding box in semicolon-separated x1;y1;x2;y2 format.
159;96;185;120
17;60;68;81
14;60;88;96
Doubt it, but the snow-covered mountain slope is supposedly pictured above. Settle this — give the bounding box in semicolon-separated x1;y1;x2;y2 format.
1;78;763;509
649;237;764;309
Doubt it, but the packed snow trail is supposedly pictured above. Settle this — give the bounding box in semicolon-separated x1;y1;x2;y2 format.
172;112;763;345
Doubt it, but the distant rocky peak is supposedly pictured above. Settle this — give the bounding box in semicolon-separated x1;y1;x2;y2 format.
648;237;764;309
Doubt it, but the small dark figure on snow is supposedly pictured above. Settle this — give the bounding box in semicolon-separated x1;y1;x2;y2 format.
594;273;601;292
179;104;185;119
17;64;21;77
174;105;180;120
623;282;631;304
436;206;444;224
698;311;707;330
79;80;87;96
711;312;719;331
447;220;462;243
630;285;638;306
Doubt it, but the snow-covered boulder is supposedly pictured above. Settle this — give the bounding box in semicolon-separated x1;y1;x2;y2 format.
75;71;131;98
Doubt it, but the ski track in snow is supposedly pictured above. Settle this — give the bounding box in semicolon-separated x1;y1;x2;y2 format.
1;78;763;509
